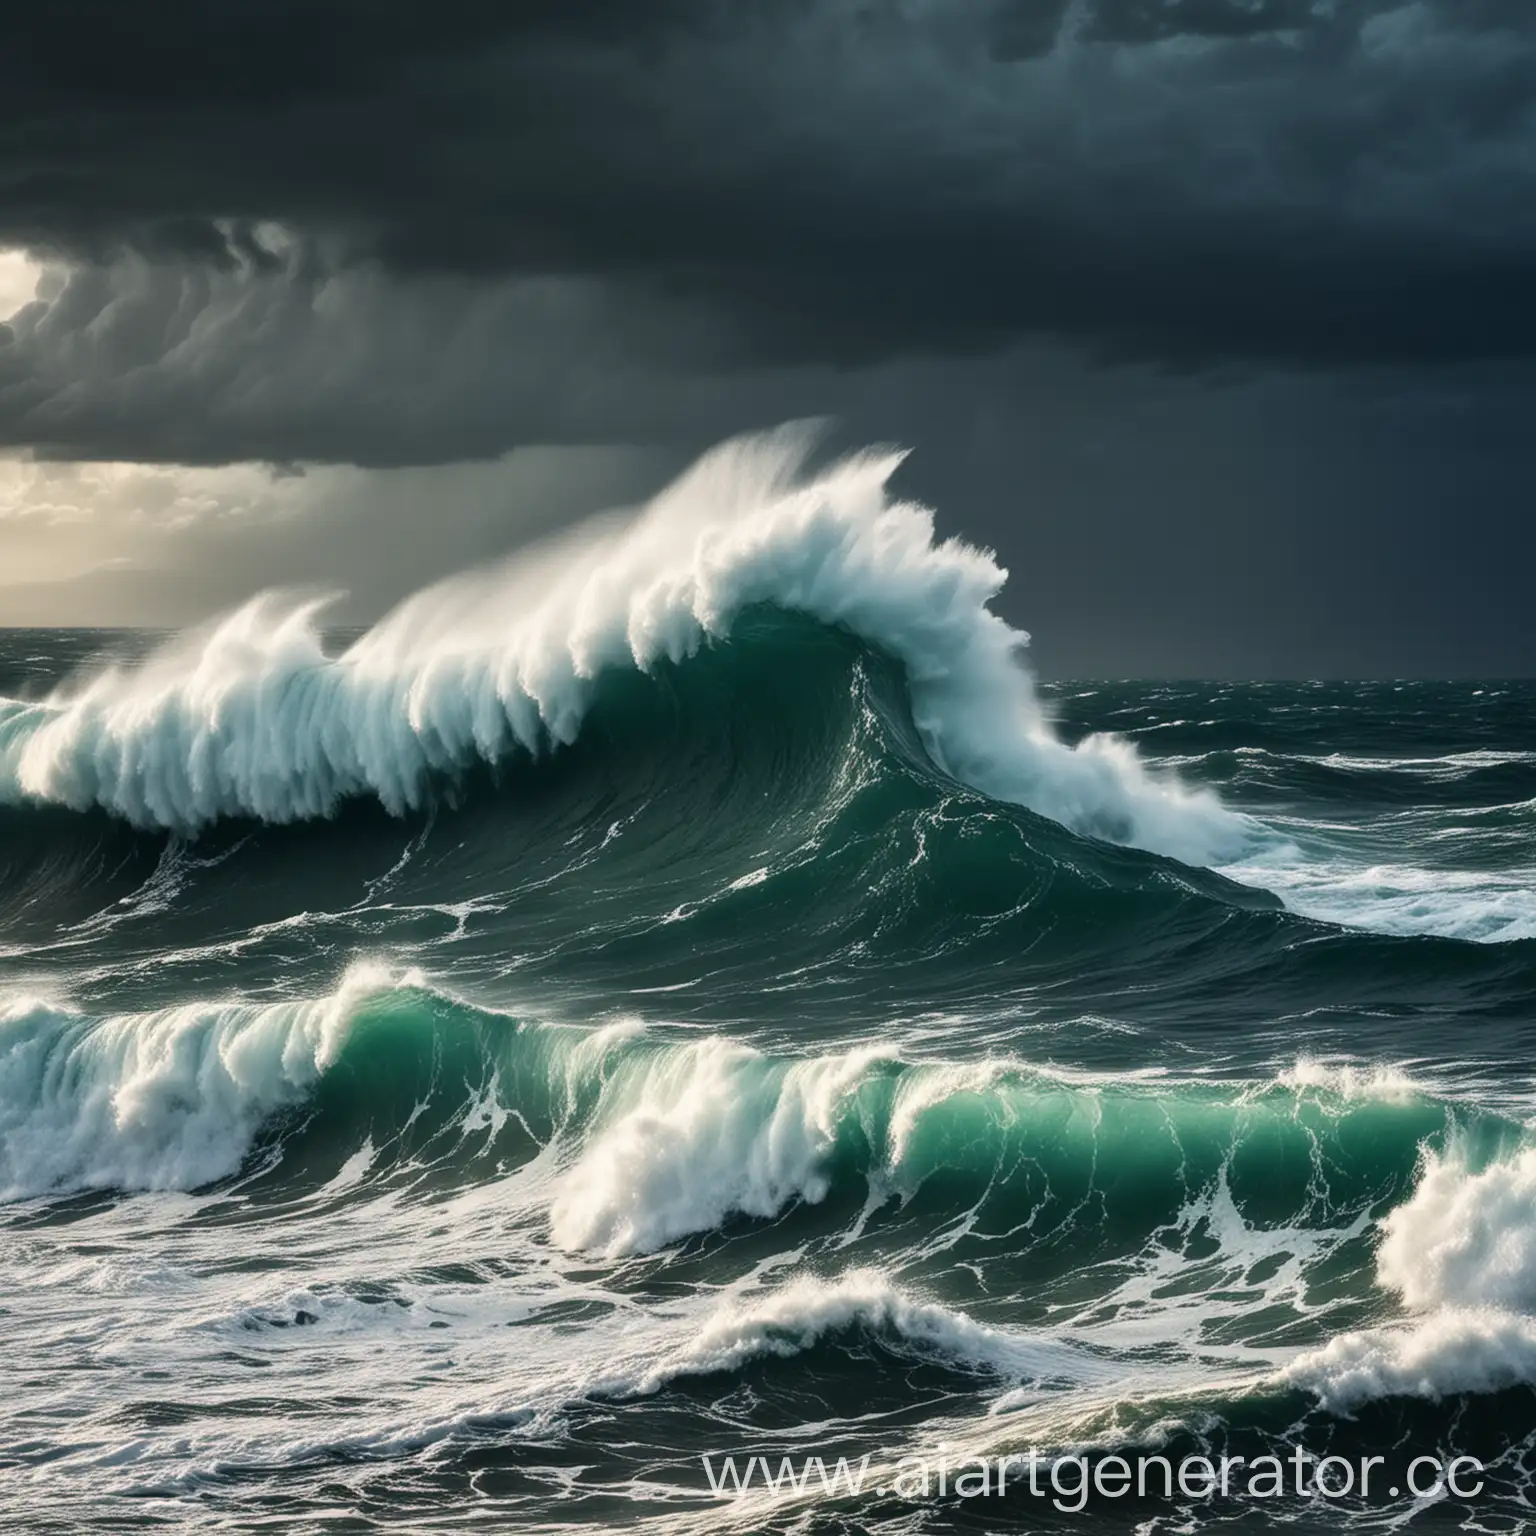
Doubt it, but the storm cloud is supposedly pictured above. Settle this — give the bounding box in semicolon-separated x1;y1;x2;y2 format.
3;1;1536;459
1;0;1532;673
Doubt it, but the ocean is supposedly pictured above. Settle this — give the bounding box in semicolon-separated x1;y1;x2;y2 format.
1;437;1533;1533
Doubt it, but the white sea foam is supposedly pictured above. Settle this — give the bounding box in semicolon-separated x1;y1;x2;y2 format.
0;430;1243;865
1275;1058;1418;1101
548;1037;896;1257
1285;1140;1536;1411
0;963;408;1199
1377;1143;1536;1312
1284;1308;1536;1412
598;1268;1092;1397
547;1040;1112;1259
1215;846;1536;944
1294;749;1536;776
548;1039;1435;1259
175;1268;1097;1477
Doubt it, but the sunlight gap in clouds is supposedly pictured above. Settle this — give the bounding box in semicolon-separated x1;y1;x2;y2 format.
0;455;304;595
0;447;675;626
0;249;44;321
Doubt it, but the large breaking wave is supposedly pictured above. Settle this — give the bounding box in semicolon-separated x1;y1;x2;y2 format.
0;431;1244;865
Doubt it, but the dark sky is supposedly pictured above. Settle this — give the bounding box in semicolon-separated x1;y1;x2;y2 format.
1;0;1532;674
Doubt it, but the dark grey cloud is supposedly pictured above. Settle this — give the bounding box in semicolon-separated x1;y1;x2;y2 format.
0;248;849;464
2;0;1534;679
4;0;1535;401
4;311;1532;677
1085;0;1317;43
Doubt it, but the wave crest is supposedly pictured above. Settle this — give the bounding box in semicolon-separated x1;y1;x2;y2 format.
1284;1138;1536;1411
1378;1142;1536;1313
0;431;1244;864
2;969;1463;1250
0;964;406;1199
601;1269;1087;1397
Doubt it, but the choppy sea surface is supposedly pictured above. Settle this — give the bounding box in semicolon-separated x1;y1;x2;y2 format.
2;437;1534;1533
